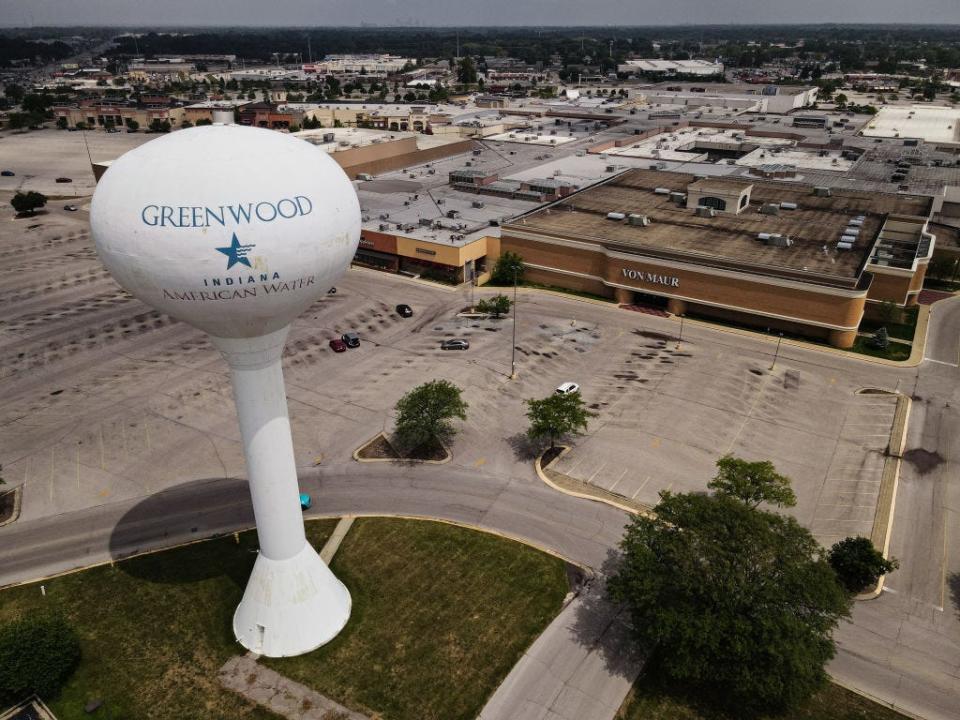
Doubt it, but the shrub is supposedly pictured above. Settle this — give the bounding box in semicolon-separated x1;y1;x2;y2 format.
0;614;81;704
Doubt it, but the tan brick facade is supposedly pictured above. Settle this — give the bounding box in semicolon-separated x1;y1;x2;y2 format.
502;233;869;348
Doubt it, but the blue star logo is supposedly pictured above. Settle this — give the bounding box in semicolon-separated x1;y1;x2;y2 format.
216;233;255;270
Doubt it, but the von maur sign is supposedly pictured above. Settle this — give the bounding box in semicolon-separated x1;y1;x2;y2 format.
90;125;360;657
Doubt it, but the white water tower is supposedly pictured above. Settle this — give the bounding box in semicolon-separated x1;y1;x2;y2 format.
90;125;359;656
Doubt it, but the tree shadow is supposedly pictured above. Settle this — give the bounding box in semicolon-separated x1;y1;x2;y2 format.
949;572;960;622
108;476;256;589
506;431;540;461
567;546;648;684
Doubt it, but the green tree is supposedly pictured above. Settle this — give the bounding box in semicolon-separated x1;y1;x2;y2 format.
708;455;797;509
871;326;890;350
56;116;68;129
877;299;902;325
457;56;478;85
491;251;524;285
609;489;851;716
195;118;212;126
834;92;849;108
0;614;81;705
393;380;467;452
11;191;47;215
124;117;139;131
4;83;25;104
525;391;592;449
475;294;511;318
828;536;899;594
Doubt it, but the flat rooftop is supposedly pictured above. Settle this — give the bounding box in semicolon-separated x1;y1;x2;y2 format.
861;106;960;145
505;168;932;286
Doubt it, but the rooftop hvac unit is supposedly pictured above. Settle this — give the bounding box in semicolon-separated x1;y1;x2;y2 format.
841;234;858;244
628;214;651;226
695;206;716;218
780;202;798;210
606;165;616;172
357;173;373;181
848;218;864;227
472;200;485;208
757;232;773;241
428;168;436;174
653;187;672;195
813;186;832;197
606;212;626;221
436;199;444;204
844;227;860;236
670;192;686;205
403;200;410;206
323;132;335;143
379;223;390;231
446;210;460;219
378;213;390;220
765;235;793;248
465;161;472;167
418;218;432;227
760;203;780;215
404;224;416;232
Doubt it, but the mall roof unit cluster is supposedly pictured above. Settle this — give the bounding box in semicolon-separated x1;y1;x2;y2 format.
500;169;936;348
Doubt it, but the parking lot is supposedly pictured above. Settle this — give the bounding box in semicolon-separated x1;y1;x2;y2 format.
0;205;900;546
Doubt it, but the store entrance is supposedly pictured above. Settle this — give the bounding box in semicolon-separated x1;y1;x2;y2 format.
631;290;669;309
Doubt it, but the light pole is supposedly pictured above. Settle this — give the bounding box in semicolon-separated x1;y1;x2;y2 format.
510;266;518;379
676;313;685;350
770;332;784;370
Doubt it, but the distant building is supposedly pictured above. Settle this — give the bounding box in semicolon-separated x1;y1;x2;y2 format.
619;59;724;76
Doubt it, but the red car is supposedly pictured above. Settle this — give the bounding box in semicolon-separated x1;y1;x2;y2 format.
329;338;347;353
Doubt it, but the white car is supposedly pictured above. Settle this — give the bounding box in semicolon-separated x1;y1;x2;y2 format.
556;382;580;395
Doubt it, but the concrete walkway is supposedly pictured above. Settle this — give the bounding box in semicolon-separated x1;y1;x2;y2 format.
479;581;643;720
220;654;368;720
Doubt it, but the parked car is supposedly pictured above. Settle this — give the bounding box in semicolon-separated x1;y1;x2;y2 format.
329;338;347;353
64;204;78;212
556;382;580;395
396;304;413;318
0;170;14;177
341;332;360;348
299;493;312;510
55;177;72;183
441;339;470;351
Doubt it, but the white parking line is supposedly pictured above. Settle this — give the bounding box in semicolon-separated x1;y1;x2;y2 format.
608;467;629;494
925;358;959;367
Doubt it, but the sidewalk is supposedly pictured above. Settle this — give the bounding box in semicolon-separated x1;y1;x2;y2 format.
478;582;643;720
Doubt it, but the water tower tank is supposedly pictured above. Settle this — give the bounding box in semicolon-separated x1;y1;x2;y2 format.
90;125;360;656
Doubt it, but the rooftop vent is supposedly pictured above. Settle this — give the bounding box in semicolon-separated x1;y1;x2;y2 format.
653;187;671;195
780;202;798;210
765;234;793;248
760;203;780;216
606;212;626;221
813;186;832;197
628;214;651;226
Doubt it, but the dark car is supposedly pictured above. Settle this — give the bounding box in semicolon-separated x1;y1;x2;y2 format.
64;204;78;212
441;339;469;351
329;338;347;353
55;177;72;183
396;304;413;318
341;332;360;348
0;170;14;177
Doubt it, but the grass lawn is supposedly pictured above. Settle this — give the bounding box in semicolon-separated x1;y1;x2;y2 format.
265;517;569;720
0;518;568;720
859;306;919;342
619;674;910;720
0;522;337;720
849;336;912;361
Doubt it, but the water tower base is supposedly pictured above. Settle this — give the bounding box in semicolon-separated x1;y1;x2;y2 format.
233;541;352;657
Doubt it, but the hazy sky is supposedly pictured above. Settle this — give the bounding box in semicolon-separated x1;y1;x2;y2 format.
2;0;959;28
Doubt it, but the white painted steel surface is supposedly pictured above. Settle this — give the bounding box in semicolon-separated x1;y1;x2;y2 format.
90;125;359;656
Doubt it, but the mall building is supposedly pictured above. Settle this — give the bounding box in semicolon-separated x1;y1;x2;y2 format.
499;169;936;348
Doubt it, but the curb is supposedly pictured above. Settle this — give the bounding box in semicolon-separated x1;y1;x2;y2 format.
0;485;23;529
858;392;911;601
347;265;459;293
2;513;592;592
352;432;452;465
534;446;654;517
319;516;355;564
828;677;927;720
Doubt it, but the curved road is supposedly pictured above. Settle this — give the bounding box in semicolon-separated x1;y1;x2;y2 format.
2;296;959;720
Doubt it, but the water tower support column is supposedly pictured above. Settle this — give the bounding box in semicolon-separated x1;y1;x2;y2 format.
213;328;351;658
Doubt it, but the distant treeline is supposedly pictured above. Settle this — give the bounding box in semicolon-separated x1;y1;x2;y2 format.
0;37;74;67
102;26;960;71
